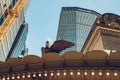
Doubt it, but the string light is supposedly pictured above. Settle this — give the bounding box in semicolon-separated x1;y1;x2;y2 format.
1;69;119;79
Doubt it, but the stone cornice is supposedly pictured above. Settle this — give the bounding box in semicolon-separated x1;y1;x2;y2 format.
82;26;120;53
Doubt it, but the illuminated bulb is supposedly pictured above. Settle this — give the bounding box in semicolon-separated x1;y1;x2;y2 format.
57;72;60;76
22;75;25;78
70;72;73;75
84;72;87;76
51;73;53;76
38;74;41;77
77;72;80;75
106;72;110;76
99;72;102;76
17;76;20;79
12;76;15;79
63;72;66;76
27;74;30;78
7;77;10;80
33;74;36;77
44;73;47;76
108;23;111;26
2;78;5;80
114;72;118;76
91;72;95;75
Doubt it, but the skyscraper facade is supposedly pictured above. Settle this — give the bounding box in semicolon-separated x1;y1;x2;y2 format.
57;7;101;53
0;0;31;61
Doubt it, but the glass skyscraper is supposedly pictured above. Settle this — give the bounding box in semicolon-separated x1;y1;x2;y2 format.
0;0;31;61
57;7;101;54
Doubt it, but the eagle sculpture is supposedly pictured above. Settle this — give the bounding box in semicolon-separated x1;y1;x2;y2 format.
41;40;75;55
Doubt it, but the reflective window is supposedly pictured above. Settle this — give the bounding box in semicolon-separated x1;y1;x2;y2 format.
57;7;101;53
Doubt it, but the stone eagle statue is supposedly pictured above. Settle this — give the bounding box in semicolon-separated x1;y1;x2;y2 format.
41;40;75;55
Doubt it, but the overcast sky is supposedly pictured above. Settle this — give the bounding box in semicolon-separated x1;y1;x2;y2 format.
25;0;120;56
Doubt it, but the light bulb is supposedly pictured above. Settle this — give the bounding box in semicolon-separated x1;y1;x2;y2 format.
44;73;47;76
22;75;25;78
114;72;118;76
57;72;60;76
12;76;15;79
106;72;110;76
84;72;87;76
91;72;95;75
33;74;36;77
99;72;102;76
77;72;80;75
7;77;10;80
70;72;73;75
17;76;20;79
2;78;5;80
38;73;41;77
27;74;30;78
51;73;53;76
63;72;66;76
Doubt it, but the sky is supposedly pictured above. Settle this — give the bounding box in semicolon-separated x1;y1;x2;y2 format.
25;0;120;56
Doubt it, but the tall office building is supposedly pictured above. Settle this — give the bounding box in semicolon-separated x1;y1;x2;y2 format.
56;7;101;53
0;0;31;61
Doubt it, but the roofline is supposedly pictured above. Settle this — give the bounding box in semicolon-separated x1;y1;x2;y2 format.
61;7;101;16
